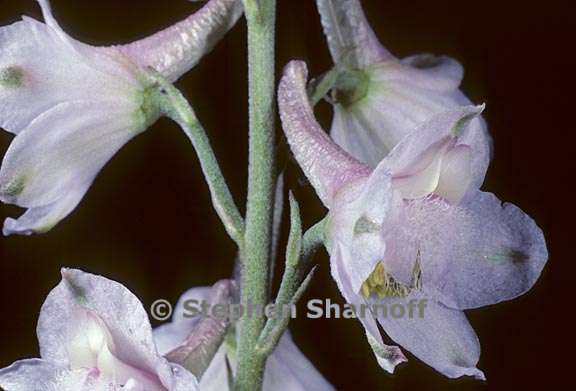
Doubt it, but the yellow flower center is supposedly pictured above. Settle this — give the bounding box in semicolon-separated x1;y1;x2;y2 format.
360;257;422;299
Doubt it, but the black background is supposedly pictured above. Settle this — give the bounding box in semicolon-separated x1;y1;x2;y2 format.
1;0;574;389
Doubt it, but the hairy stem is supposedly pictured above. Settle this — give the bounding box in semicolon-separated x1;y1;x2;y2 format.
235;0;277;390
154;75;245;246
308;66;339;106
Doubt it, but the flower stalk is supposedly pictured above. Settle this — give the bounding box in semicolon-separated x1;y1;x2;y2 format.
235;0;277;389
151;72;245;246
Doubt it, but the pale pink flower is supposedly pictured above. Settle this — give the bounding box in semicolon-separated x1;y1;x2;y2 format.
316;0;491;176
0;269;199;390
0;0;242;235
279;60;547;379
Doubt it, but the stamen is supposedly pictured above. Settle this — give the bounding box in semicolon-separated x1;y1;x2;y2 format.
360;257;423;299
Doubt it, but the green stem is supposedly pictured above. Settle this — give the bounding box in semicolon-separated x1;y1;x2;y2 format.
153;75;245;246
308;66;339;106
235;0;277;390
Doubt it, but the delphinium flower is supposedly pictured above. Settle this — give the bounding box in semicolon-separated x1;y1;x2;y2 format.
0;269;199;390
278;60;548;379
155;280;335;390
315;0;491;180
0;0;242;235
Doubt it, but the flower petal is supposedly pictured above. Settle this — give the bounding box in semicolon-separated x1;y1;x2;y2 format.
330;61;491;173
375;293;485;379
379;54;464;93
35;0;144;77
154;286;213;356
279;60;371;207
160;281;334;390
390;139;472;205
159;363;200;391
198;332;335;391
0;14;140;135
435;144;473;204
391;138;451;201
428;192;547;309
67;309;174;390
2;185;87;236
329;165;394;294
37;269;159;371
384;191;547;310
195;347;230;391
330;105;391;168
39;268;200;390
1;365;125;391
371;105;485;200
159;281;233;379
36;0;65;36
315;0;392;68
0;100;145;234
120;0;243;82
0;359;62;391
330;244;407;373
379;105;483;179
262;332;335;391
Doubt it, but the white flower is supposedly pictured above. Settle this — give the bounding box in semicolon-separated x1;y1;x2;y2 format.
279;60;547;379
0;269;199;391
0;0;242;235
316;0;491;176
